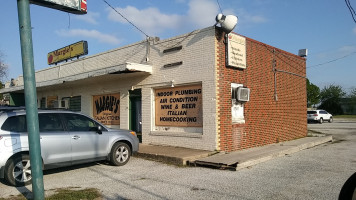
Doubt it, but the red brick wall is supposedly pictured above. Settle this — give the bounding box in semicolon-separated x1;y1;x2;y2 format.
216;30;307;152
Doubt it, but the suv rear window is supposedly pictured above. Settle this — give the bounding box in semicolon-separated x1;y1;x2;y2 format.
307;111;317;114
1;115;27;132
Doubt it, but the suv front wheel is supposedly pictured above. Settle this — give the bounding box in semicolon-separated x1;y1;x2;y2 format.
110;142;131;166
4;154;32;186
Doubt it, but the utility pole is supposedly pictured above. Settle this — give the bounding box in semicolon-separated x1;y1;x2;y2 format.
17;0;44;199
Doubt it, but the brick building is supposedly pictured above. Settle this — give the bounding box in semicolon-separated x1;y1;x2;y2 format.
1;26;307;152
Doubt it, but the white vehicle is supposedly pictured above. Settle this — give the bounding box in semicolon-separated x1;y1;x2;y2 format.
307;110;333;124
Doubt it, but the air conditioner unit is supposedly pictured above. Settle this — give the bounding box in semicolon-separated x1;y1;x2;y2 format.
236;87;250;102
53;99;69;109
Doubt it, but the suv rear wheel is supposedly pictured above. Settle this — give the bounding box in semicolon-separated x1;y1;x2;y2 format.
319;118;323;124
5;154;32;186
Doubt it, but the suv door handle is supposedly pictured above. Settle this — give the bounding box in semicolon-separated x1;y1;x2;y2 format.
72;135;80;140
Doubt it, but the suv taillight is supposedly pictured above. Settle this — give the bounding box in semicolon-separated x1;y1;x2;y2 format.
313;114;318;116
0;136;2;140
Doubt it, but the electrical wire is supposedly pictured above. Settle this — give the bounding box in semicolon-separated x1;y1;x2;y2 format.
255;41;306;75
345;0;356;23
68;13;71;29
216;0;223;14
307;51;356;69
102;0;150;38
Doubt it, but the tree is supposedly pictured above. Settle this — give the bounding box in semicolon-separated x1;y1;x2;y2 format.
0;50;8;81
0;50;9;102
349;87;356;98
318;84;346;115
306;79;320;108
346;87;356;114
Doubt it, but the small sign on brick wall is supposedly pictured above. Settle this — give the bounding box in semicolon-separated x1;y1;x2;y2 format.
227;33;246;69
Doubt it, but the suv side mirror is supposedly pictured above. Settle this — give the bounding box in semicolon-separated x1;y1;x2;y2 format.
97;126;103;135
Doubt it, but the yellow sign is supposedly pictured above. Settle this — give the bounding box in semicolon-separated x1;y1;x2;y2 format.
93;94;120;125
155;85;203;127
47;41;88;65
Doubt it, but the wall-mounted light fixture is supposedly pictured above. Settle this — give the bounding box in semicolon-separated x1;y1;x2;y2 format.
163;61;183;68
171;80;175;88
130;80;175;90
215;13;238;34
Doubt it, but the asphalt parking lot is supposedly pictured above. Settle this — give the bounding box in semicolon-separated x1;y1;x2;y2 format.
308;117;356;141
0;118;355;199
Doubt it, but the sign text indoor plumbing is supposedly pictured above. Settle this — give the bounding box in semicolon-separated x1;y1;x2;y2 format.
155;85;202;127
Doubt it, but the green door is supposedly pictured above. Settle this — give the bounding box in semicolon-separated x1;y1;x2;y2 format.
129;89;142;142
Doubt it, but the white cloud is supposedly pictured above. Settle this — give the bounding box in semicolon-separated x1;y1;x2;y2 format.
105;0;267;36
74;12;100;25
106;0;221;36
236;8;268;25
249;15;268;23
222;8;236;16
186;0;218;27
107;6;182;36
338;45;356;54
55;29;121;45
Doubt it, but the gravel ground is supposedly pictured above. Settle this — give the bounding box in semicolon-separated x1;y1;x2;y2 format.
0;118;355;200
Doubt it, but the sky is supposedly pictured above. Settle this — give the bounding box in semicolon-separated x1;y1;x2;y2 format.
0;0;355;94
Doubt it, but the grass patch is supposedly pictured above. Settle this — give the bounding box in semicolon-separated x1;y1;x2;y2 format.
332;139;347;144
46;188;101;200
0;196;25;200
0;188;101;200
307;129;325;137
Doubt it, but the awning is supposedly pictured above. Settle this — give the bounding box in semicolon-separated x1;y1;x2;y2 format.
0;62;152;93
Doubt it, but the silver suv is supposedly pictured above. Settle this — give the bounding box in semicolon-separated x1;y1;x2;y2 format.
0;109;139;186
307;110;333;124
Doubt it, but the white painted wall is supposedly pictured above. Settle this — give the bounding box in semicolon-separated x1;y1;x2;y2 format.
17;27;218;151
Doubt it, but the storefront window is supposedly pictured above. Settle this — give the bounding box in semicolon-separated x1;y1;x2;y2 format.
69;96;81;112
155;84;202;127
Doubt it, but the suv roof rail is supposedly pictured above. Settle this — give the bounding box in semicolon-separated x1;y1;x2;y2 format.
0;106;26;112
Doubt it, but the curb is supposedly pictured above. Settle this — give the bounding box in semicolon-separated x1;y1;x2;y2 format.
135;151;213;166
235;136;333;170
135;152;186;166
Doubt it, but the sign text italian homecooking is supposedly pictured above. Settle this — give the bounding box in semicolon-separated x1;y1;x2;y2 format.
93;93;120;125
155;85;202;127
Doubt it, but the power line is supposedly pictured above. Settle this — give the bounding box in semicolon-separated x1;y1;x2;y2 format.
307;51;356;69
307;44;356;56
255;42;306;75
216;0;223;13
67;13;71;29
345;0;356;23
102;0;149;38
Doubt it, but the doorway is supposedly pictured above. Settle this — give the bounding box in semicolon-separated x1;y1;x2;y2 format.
129;89;142;142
